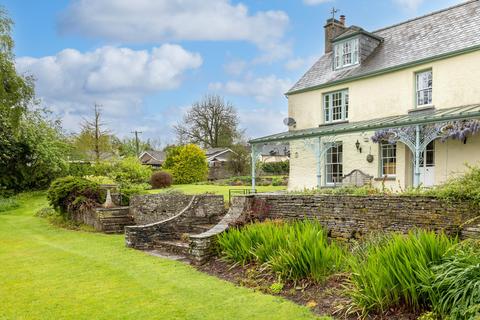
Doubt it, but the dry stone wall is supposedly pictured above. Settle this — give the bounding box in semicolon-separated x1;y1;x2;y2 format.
129;193;224;225
247;194;480;240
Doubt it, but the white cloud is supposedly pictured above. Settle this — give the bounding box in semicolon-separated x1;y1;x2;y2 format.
16;45;202;137
303;0;333;5
393;0;424;10
209;75;292;104
224;60;248;76
59;0;290;60
239;107;287;139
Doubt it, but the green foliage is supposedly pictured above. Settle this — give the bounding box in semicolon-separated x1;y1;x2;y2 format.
114;137;153;157
65;162;95;177
118;183;150;206
217;220;345;282
269;282;284;294
226;144;251;176
426;240;480;320
108;156;152;186
425;165;480;205
0;196;19;212
150;171;173;189
261;161;289;175
84;175;115;185
346;230;457;316
47;176;101;217
163;144;208;184
288;185;381;196
0;110;69;191
0;7;35;129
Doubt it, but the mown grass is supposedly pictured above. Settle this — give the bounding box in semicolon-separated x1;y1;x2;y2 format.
0;193;319;320
0;196;19;212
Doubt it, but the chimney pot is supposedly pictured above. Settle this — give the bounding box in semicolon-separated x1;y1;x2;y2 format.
340;15;346;25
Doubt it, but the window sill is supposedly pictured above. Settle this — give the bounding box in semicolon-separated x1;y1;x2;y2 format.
319;120;349;127
408;105;435;114
374;176;396;181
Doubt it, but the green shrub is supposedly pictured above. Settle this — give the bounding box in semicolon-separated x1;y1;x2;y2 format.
47;176;102;217
0;197;19;213
109;156;152;185
426;240;480;320
217;220;345;282
271;177;284;186
66;162;95;177
346;230;457;316
261;161;289;175
84;175;115;185
425;165;480;205
118;183;150;206
150;171;173;189
163;144;208;184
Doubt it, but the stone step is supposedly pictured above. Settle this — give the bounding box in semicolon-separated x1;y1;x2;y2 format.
100;216;135;234
154;240;190;256
189;224;215;234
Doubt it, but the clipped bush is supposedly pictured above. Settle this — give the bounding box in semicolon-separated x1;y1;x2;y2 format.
47;176;102;217
346;230;457;316
163;144;208;184
217;220;345;282
150;171;173;189
426;240;480;319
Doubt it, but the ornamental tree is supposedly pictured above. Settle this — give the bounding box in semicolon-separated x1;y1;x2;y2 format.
163;144;208;184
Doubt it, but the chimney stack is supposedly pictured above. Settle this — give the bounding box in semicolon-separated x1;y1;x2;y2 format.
324;15;347;54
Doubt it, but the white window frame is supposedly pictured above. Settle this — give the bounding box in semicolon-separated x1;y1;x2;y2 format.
325;142;343;185
334;38;359;70
380;143;397;177
416;70;433;107
323;90;349;123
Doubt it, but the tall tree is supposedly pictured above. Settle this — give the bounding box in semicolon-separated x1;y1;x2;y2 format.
74;104;114;162
0;6;34;129
174;94;242;148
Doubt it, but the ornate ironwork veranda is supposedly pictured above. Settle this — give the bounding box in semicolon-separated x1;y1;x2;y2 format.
248;104;480;191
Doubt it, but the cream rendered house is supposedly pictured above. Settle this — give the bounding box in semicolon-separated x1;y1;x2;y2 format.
250;1;480;191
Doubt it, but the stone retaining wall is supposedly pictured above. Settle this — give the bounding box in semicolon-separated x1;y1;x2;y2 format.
130;193;224;225
247;194;480;240
125;194;226;249
71;206;133;233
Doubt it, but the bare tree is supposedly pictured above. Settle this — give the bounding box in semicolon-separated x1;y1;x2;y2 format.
76;103;112;162
174;94;242;148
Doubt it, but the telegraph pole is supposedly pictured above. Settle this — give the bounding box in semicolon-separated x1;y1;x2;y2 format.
131;130;143;157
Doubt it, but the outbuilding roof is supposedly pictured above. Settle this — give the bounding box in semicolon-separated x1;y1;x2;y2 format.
288;0;480;94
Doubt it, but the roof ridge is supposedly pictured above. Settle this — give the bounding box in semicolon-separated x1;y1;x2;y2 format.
373;0;479;34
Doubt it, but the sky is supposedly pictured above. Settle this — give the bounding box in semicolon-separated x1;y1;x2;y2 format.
4;0;462;146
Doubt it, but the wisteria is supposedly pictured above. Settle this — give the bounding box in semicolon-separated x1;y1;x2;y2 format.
438;120;480;142
371;120;480;144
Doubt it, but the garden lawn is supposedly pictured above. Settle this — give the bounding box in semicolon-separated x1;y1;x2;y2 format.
149;184;286;201
0;193;319;320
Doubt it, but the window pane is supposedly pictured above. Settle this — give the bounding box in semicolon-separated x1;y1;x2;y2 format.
381;143;396;176
325;143;343;184
416;71;433;105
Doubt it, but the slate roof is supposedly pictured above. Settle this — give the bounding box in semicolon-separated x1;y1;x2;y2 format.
288;0;480;94
143;150;166;161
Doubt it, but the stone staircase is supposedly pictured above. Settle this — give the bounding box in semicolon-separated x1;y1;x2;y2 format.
95;207;135;234
151;224;215;256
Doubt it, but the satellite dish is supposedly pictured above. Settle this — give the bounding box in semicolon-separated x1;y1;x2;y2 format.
283;117;296;126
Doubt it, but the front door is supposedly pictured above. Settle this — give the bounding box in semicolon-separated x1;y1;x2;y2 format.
419;141;435;187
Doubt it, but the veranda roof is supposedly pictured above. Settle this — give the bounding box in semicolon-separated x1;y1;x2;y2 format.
249;104;480;144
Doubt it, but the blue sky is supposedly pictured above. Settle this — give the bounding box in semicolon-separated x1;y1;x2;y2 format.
5;0;461;146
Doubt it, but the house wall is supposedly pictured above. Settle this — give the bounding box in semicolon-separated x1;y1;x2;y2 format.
288;50;480;129
287;50;480;191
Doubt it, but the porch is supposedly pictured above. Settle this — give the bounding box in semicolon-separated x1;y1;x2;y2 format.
249;105;480;191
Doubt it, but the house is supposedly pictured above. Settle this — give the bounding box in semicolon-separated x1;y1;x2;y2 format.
205;148;235;167
259;144;290;163
139;150;166;168
250;1;480;191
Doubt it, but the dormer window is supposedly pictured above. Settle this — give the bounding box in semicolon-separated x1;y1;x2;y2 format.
334;38;359;70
